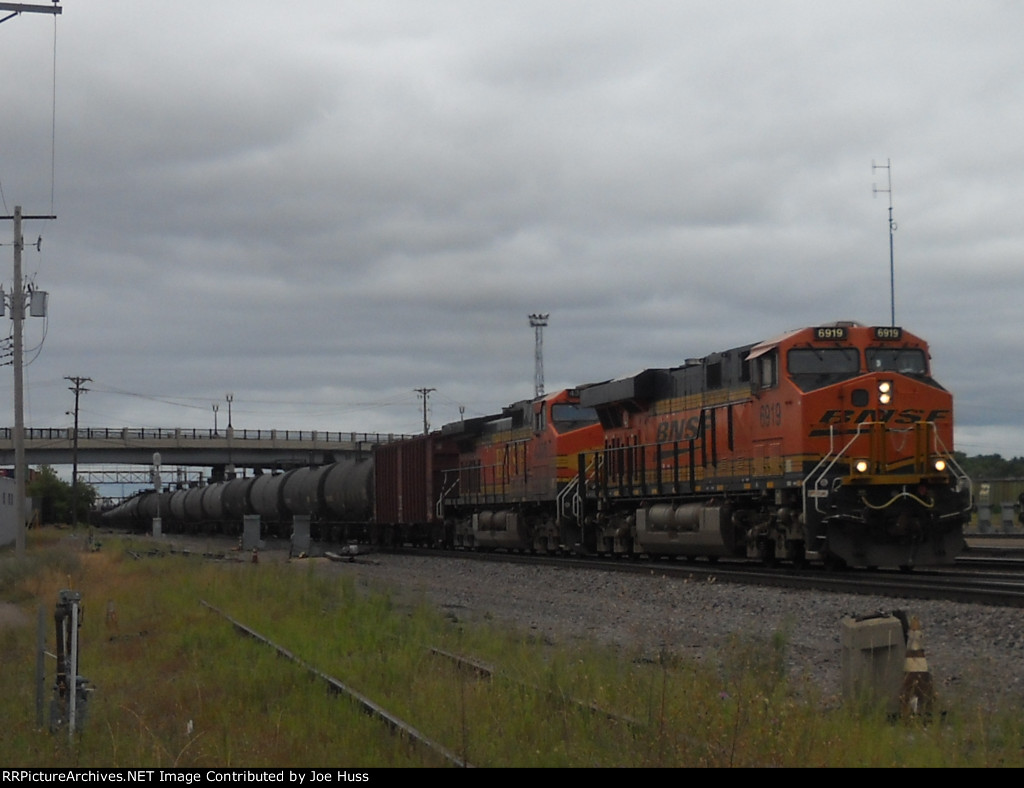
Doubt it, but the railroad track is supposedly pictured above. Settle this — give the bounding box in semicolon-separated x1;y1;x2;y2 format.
113;529;1024;609
378;546;1024;609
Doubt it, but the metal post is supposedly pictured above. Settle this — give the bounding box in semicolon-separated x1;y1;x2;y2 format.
36;604;44;727
68;598;78;743
13;207;26;557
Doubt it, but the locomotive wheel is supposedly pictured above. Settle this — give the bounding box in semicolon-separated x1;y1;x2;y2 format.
823;552;846;571
786;540;807;569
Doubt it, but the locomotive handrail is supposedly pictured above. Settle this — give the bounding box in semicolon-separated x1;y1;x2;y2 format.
569;453;602;522
436;472;460;519
803;420;970;518
803;421;888;519
931;429;974;512
557;453;599;523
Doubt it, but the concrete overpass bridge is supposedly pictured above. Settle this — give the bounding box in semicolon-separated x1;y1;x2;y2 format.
0;426;415;481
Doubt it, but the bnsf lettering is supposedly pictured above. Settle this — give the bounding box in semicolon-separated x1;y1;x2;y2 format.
656;416;702;442
816;408;950;426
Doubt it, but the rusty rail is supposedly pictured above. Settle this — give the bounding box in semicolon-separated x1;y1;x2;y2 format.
201;601;472;768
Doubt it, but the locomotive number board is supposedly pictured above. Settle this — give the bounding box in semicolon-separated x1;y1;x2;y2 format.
812;326;903;341
813;326;847;340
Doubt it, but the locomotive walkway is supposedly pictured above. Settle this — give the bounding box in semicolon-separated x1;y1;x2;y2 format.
0;426;414;472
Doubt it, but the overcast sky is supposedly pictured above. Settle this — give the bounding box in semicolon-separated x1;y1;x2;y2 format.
2;1;1024;464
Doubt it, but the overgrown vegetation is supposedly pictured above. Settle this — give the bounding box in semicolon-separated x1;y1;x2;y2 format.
26;466;98;525
1;528;1023;767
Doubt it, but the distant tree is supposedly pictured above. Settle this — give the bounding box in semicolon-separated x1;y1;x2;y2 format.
957;453;1024;480
26;465;98;525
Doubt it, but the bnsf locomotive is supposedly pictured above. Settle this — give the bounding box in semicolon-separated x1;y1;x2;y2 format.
574;321;971;568
104;322;971;569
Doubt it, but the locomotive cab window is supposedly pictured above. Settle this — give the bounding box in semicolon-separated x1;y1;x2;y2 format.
865;347;928;376
550;403;600;433
787;348;860;391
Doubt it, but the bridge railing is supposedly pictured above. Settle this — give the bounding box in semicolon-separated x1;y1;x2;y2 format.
0;427;417;443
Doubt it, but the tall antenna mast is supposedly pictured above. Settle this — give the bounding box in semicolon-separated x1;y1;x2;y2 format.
0;2;63;26
529;313;549;398
872;158;897;327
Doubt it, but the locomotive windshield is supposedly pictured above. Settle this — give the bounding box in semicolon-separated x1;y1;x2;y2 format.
865;347;928;376
551;403;600;433
787;347;860;391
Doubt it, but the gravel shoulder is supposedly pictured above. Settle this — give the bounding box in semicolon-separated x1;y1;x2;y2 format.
310;550;1024;712
18;532;1021;713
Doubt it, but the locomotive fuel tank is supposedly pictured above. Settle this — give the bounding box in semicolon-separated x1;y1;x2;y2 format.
634;502;742;556
472;510;530;550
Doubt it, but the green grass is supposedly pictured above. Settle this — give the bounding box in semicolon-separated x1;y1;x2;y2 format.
2;528;1023;767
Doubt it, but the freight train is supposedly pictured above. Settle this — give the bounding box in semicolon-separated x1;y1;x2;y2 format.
102;321;972;569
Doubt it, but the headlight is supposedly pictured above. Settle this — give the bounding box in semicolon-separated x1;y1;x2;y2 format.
854;459;869;474
878;380;893;405
933;459;947;472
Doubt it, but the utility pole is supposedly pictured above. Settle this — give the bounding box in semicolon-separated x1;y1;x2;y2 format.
529;313;549;399
2;207;54;557
414;387;435;435
65;376;90;528
2;3;62;555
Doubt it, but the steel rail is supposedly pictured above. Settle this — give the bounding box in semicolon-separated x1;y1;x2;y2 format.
200;600;473;768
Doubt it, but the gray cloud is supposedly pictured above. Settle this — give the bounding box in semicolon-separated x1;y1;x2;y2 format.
2;0;1024;466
